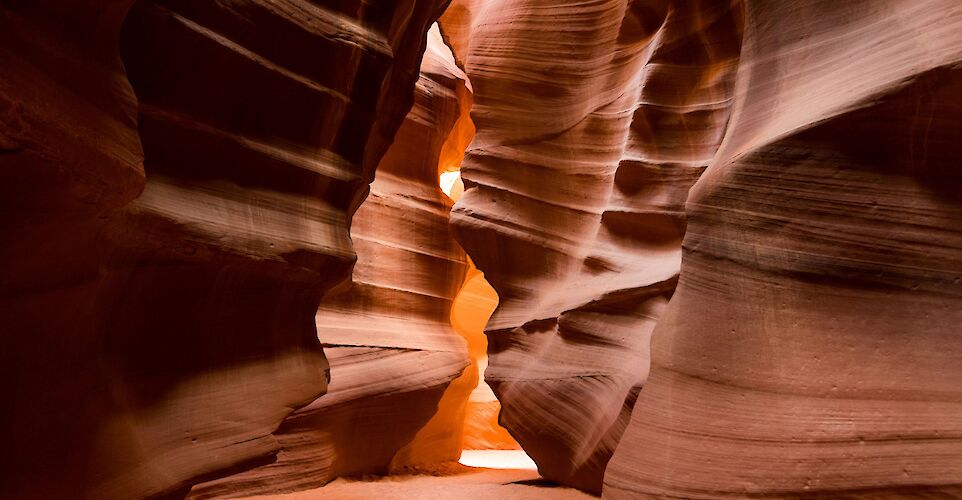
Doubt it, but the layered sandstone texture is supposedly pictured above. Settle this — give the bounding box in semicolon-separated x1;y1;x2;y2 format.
605;1;962;498
440;0;744;492
0;1;447;498
188;24;476;498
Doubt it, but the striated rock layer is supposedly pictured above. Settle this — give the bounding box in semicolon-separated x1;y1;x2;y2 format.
188;24;475;498
605;1;962;498
440;0;743;492
1;1;447;498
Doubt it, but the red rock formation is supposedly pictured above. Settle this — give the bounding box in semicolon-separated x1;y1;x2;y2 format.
440;0;743;492
9;1;962;498
604;1;962;498
187;23;474;498
1;1;447;498
1;3;143;498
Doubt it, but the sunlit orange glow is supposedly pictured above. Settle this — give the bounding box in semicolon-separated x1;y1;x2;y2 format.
389;25;483;471
429;22;525;461
450;263;522;451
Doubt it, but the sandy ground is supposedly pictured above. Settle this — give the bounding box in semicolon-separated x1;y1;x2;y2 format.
244;451;595;500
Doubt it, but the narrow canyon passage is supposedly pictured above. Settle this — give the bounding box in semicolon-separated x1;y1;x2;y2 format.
3;1;962;499
189;21;568;499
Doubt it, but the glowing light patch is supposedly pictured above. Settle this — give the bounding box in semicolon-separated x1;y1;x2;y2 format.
439;170;462;199
458;450;538;470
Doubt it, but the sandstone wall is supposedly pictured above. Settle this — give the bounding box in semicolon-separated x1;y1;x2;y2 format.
0;1;447;498
440;0;744;492
604;1;962;497
188;23;474;498
1;3;144;496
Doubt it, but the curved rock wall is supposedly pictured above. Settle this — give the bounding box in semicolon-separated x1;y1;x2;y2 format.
440;0;744;492
188;23;473;498
0;3;143;498
604;1;962;498
0;1;447;498
8;1;962;497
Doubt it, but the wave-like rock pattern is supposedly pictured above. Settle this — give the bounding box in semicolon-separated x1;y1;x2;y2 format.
0;1;446;498
187;24;474;498
440;0;743;492
605;1;962;498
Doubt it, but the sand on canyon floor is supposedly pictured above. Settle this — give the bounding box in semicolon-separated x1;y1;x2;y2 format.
245;451;595;500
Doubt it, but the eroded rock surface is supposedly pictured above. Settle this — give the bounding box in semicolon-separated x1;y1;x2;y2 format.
188;24;474;498
0;1;446;498
604;1;962;498
440;0;744;492
0;3;143;497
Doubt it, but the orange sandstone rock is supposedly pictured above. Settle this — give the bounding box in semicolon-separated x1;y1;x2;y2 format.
441;0;744;492
188;23;475;498
605;1;962;498
0;1;447;498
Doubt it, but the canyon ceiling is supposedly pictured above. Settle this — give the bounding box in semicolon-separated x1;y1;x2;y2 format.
1;1;961;499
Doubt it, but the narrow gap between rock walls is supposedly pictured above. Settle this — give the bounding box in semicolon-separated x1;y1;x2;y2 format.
431;22;537;473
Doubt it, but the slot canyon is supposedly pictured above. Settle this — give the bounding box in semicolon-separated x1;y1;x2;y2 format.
1;1;961;499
